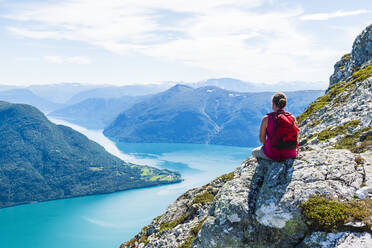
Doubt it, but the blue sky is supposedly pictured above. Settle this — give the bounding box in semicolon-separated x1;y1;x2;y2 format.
0;0;371;86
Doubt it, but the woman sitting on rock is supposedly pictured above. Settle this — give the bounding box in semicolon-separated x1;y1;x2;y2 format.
252;92;299;162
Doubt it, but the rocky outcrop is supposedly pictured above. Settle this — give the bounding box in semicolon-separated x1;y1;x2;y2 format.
330;24;372;86
299;232;372;248
121;148;371;248
298;64;371;153
120;25;372;248
121;172;235;248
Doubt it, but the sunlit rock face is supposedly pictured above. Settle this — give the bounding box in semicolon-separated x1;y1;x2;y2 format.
330;24;372;86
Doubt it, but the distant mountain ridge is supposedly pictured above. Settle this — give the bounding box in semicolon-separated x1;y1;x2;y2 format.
49;95;149;129
190;78;327;92
0;89;63;112
67;84;173;105
27;83;103;104
1;79;326;110
0;101;181;208
103;85;323;147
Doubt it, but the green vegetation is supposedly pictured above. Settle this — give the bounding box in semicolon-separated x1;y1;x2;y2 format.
310;119;322;128
178;217;207;248
148;175;174;182
141;168;150;176
153;215;163;224
217;171;235;182
308;120;372;153
149;175;162;181
335;127;372;153
139;226;150;245
191;191;215;205
282;215;308;237
160;213;189;232
299;196;372;232
297;81;344;123
316;120;360;141
123;238;137;247
298;65;372;124
0;101;181;208
342;53;350;61
351;65;372;83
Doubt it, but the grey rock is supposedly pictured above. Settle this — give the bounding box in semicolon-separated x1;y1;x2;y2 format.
355;186;372;199
330;24;372;86
299;232;372;248
195;149;365;248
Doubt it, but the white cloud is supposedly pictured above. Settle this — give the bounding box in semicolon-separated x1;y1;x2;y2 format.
300;9;371;21
44;56;92;64
4;0;343;82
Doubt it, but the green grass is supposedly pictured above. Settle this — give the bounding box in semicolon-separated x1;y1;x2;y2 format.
217;172;235;182
298;65;372;124
351;65;372;83
310;119;322;128
149;175;162;181
335;127;372;153
299;196;372;231
298;80;346;124
147;175;174;182
316;120;360;141
191;191;215;205
178;217;207;248
342;53;350;61
141;168;150;176
160;213;188;232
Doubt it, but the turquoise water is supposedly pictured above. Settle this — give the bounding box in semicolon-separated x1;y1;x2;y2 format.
0;121;253;248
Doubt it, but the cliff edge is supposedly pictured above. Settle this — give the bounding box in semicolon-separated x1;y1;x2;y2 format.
120;25;372;248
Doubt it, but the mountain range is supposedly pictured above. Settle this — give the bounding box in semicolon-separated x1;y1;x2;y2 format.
0;89;63;112
190;78;327;92
103;85;323;147
0;79;326;110
0;101;181;208
50;95;149;129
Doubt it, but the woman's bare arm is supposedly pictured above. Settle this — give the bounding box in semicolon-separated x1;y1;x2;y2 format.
259;115;268;144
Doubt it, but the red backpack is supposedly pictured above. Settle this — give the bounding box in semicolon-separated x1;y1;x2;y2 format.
268;110;299;150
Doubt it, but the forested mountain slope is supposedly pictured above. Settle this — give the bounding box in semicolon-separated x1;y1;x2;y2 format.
104;86;322;147
0;101;181;208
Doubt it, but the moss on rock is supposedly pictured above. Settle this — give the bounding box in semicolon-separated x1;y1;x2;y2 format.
160;212;189;232
191;191;215;205
298;80;347;124
217;172;235;182
298;65;371;124
178;218;207;248
342;53;350;61
282;215;308;237
315;120;360;141
299;196;372;232
351;65;372;83
335;127;372;153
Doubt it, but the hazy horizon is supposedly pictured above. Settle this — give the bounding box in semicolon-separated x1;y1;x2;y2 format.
0;78;328;88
